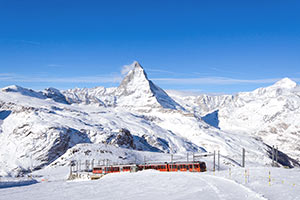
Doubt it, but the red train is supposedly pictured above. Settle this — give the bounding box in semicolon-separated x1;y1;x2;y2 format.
93;164;136;174
92;161;206;174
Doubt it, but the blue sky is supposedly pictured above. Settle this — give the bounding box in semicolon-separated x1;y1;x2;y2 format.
0;0;299;94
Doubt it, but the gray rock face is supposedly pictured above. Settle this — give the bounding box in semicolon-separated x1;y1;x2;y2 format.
42;88;69;104
2;85;46;99
107;128;136;149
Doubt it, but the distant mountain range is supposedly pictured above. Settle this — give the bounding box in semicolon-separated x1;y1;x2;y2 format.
0;61;299;176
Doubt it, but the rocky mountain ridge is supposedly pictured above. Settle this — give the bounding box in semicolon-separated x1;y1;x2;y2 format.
168;78;300;161
0;62;299;176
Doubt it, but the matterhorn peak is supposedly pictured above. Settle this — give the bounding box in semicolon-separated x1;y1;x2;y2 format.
129;61;147;78
273;77;297;89
115;61;183;110
133;61;143;69
116;61;150;96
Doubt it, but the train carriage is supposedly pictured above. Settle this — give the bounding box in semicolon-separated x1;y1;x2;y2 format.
168;162;206;172
93;164;138;174
138;163;169;172
92;161;206;175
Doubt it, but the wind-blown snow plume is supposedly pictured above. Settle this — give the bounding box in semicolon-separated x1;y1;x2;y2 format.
121;62;135;75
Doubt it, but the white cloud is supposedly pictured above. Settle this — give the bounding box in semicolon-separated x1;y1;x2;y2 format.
0;73;15;80
1;70;299;89
121;64;134;75
153;77;300;85
0;73;122;84
146;69;176;74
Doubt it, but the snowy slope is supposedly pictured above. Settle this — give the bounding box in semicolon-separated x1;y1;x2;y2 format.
2;167;300;200
168;78;300;161
0;62;298;176
0;170;267;200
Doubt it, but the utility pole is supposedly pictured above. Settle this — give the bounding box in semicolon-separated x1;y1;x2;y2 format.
275;146;278;165
192;152;195;162
218;150;220;171
144;156;146;170
192;152;195;172
69;162;72;177
242;148;245;168
76;161;78;175
187;152;189;162
272;146;275;166
85;160;89;172
213;151;216;172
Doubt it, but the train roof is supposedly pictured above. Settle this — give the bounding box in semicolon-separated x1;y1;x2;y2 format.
93;164;138;168
93;161;206;168
142;161;205;165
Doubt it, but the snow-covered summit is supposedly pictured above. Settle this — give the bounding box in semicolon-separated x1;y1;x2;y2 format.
116;61;150;96
2;85;46;99
62;61;182;110
116;61;183;110
272;78;297;89
168;77;300;161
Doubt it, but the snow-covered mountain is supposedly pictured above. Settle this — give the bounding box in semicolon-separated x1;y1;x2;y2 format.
62;61;183;110
0;61;299;176
168;78;300;162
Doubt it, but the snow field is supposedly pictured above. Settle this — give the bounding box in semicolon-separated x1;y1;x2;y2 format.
0;170;266;200
1;166;300;200
214;167;300;200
